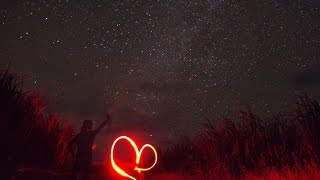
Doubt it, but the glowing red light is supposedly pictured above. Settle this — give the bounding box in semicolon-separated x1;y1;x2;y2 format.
110;136;158;180
92;143;97;150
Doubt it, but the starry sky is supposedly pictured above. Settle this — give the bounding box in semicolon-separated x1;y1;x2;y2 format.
0;0;319;148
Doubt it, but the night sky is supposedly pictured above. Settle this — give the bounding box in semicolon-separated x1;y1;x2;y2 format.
0;0;319;149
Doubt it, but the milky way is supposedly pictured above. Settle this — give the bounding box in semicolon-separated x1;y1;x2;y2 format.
0;0;319;148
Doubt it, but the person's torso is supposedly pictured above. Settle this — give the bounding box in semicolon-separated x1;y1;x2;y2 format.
75;131;95;161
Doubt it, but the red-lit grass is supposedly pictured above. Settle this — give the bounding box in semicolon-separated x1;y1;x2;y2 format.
0;68;74;178
2;68;320;179
158;95;320;179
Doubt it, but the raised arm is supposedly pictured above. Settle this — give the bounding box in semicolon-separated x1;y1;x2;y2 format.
93;113;111;135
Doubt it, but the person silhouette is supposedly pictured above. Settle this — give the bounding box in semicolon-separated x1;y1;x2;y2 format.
68;113;111;180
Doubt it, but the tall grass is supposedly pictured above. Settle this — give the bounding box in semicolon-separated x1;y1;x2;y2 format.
2;67;320;179
160;95;320;179
0;69;74;178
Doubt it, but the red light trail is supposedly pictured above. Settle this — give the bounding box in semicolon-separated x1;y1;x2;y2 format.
110;136;158;180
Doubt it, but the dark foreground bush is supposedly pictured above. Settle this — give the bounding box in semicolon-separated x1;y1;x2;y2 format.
2;67;320;180
160;95;320;178
0;69;74;179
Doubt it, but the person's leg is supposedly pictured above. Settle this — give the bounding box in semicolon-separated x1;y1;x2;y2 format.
71;169;78;180
74;161;90;180
82;162;92;180
71;162;80;180
82;172;90;180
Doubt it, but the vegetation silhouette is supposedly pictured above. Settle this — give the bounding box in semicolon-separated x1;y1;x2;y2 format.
1;68;320;179
0;68;74;179
160;95;320;179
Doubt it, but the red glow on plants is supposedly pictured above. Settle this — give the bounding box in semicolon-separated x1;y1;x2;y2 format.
110;135;158;180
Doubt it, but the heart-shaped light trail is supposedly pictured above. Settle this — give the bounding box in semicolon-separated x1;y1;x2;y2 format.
110;136;158;180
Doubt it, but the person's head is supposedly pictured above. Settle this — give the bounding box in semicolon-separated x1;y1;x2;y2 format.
81;119;93;132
